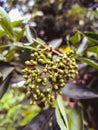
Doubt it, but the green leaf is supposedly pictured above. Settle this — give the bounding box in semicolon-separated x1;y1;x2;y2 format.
77;37;88;54
0;26;5;36
8;8;24;27
69;32;81;44
55;95;69;130
15;27;25;41
15;42;36;51
6;48;16;61
55;105;67;130
87;46;98;53
68;105;83;130
49;38;62;49
77;57;98;69
25;25;33;43
0;7;14;40
20;106;40;126
12;19;23;27
84;32;98;44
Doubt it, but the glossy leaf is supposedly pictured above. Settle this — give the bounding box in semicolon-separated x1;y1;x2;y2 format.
0;66;14;81
25;25;33;43
55;95;69;130
69;32;81;44
55;105;67;130
87;46;98;53
49;38;62;49
0;26;5;36
12;19;23;27
68;105;83;130
84;32;98;44
0;66;14;98
77;57;98;69
62;83;98;99
77;37;88;54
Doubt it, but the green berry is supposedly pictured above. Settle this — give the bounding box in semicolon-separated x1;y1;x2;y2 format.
60;82;66;87
40;54;46;59
32;72;36;77
36;78;42;83
54;73;58;77
36;89;40;94
46;88;51;92
75;71;78;75
23;75;28;79
34;52;38;57
30;84;35;89
25;61;31;65
26;91;31;98
59;62;65;67
43;68;47;72
58;69;64;74
22;68;28;73
53;65;57;69
40;93;44;97
38;58;45;64
30;60;37;65
30;99;33;105
58;91;62;95
26;79;32;84
54;85;58;90
59;79;64;83
33;94;37;100
46;53;52;59
52;77;56;82
43;78;47;83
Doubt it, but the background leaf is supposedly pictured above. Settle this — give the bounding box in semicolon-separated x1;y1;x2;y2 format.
87;46;98;53
23;108;54;130
68;105;83;130
55;95;69;130
49;38;62;49
69;31;81;44
0;7;14;40
77;57;98;69
62;83;98;99
83;32;98;44
0;65;14;99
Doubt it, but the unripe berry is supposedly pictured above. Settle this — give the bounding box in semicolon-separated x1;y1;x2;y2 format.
33;94;37;100
54;85;58;90
26;91;31;98
34;52;38;57
25;61;31;65
30;84;35;89
36;78;42;83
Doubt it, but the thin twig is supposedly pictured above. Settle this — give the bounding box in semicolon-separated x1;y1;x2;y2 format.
32;38;63;56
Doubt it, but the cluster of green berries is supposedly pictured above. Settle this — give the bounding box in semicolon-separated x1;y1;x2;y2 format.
22;49;78;106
